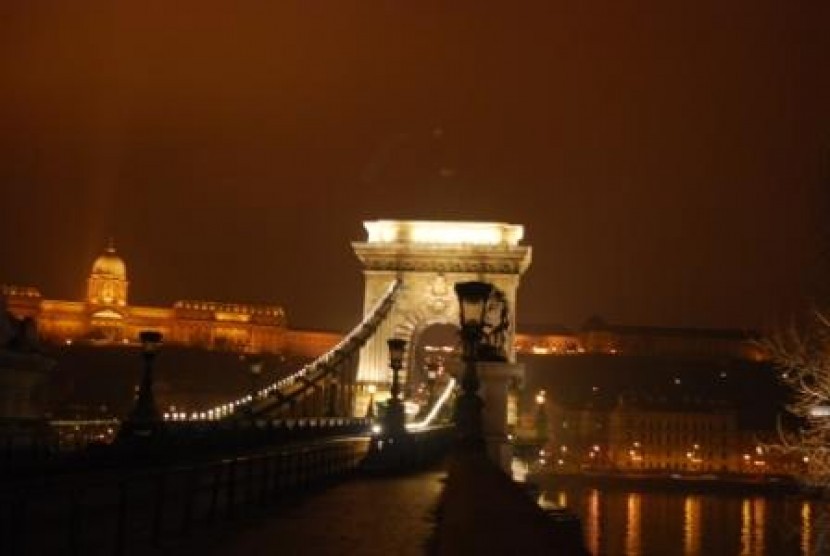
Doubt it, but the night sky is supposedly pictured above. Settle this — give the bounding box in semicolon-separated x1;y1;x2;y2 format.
2;2;829;332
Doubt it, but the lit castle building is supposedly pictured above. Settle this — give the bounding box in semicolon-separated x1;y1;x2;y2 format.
2;241;287;353
1;240;764;362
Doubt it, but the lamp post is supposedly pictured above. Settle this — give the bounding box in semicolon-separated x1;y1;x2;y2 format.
425;359;439;412
123;330;163;438
535;389;548;444
454;280;493;447
385;338;407;437
366;383;377;420
247;356;263;420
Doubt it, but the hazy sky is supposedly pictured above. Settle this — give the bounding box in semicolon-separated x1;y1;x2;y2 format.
1;1;828;332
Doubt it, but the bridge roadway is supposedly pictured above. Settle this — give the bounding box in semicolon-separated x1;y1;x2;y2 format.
170;444;587;556
174;465;446;556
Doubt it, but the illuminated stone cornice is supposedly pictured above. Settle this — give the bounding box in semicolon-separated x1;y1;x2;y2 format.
353;243;531;274
364;220;524;246
353;220;532;274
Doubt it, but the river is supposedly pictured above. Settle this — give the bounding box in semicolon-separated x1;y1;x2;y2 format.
538;480;830;555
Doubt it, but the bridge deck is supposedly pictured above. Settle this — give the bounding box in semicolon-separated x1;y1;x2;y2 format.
165;449;585;555
174;465;446;556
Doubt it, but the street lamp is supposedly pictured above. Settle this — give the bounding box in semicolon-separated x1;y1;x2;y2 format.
425;359;439;412
248;356;263;420
366;383;377;420
454;280;493;446
535;389;548;443
122;330;163;439
385;338;407;437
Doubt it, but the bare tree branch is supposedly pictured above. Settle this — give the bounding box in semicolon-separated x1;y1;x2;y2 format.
759;313;830;489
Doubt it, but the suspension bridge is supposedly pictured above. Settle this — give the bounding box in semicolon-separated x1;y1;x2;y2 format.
177;220;531;428
0;220;584;556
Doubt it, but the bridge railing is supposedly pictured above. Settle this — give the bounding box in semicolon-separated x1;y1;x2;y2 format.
156;417;372;457
1;417;373;481
0;436;371;555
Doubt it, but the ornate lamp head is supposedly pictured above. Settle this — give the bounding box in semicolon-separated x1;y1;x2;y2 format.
387;338;407;369
454;281;494;328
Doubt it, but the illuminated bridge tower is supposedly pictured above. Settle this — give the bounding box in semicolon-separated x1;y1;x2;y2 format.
352;220;532;413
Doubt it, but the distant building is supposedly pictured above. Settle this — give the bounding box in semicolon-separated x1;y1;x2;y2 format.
515;325;580;355
606;393;738;473
2;241;287;353
516;317;765;361
538;393;741;473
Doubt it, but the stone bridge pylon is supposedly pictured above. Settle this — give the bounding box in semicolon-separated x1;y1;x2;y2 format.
352;220;532;414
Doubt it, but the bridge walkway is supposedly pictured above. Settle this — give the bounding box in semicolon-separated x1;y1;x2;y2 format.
174;465;447;556
168;451;587;555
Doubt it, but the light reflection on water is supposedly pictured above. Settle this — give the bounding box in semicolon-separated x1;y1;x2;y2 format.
587;489;601;556
625;493;641;556
683;495;700;555
542;483;829;555
801;503;811;555
741;498;752;555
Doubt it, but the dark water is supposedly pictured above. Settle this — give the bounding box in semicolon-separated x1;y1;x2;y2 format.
540;483;830;555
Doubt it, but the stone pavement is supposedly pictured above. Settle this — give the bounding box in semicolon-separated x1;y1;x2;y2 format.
177;466;447;556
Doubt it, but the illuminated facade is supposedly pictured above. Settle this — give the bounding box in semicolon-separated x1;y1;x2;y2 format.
516;319;765;361
2;242;287;353
514;328;581;356
544;396;740;473
607;395;739;472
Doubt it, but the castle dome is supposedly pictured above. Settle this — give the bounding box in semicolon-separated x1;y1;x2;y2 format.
87;239;129;306
91;241;127;280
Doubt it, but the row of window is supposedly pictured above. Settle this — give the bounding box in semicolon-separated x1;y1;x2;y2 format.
621;432;730;446
621;419;732;432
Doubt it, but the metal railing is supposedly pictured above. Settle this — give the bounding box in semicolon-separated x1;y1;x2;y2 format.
0;435;371;555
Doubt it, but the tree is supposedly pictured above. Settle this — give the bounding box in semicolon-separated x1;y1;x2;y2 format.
763;312;830;489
